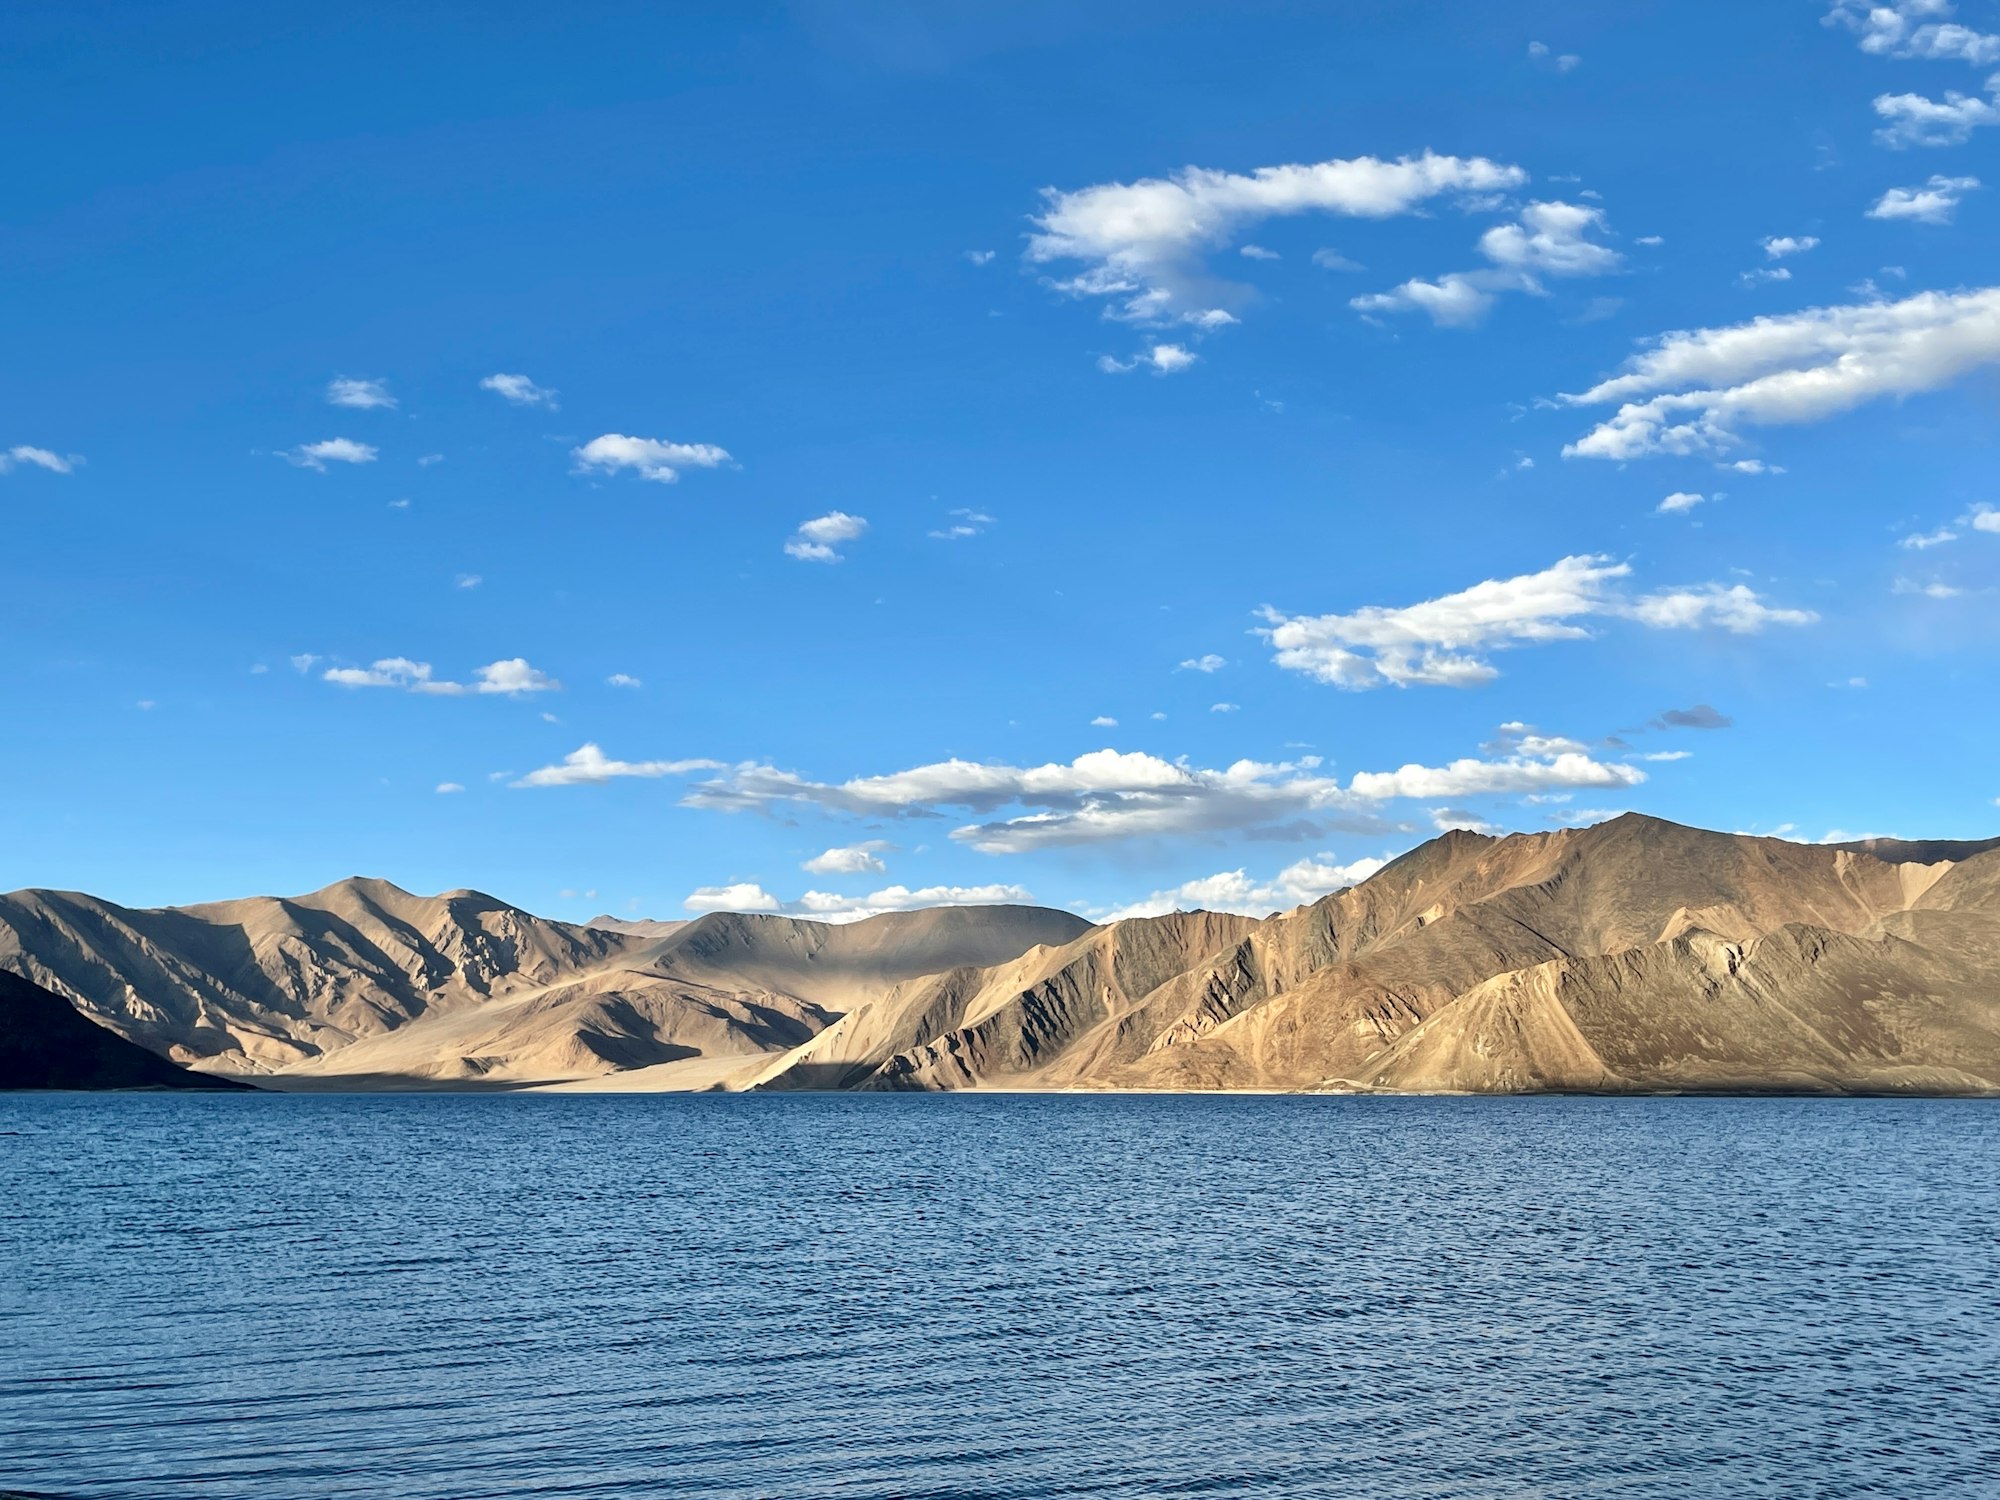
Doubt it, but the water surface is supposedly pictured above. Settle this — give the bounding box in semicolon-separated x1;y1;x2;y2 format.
2;1093;1995;1497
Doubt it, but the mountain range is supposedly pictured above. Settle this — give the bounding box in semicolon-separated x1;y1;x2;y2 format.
5;815;1999;1095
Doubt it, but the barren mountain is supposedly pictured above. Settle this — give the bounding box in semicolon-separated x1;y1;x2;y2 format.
0;971;250;1091
6;819;1998;1093
0;884;1088;1087
752;816;2000;1096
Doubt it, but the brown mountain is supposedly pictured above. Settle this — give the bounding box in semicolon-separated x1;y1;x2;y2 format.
0;971;251;1091
4;819;1998;1094
751;816;2000;1096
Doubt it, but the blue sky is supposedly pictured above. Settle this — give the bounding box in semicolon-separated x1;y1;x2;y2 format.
5;0;1998;922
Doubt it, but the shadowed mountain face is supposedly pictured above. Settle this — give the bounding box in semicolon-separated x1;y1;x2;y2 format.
4;819;1999;1094
0;971;251;1091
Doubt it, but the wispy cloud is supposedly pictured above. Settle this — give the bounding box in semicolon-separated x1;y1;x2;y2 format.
1867;174;1981;223
283;438;377;470
513;743;723;787
322;656;560;696
480;372;559;408
1259;555;1813;689
1098;343;1198;375
1561;285;2000;458
0;445;79;475
929;507;994;540
326;377;395;410
1351;200;1621;327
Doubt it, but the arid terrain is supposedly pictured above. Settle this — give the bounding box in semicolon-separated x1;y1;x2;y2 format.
6;815;1999;1095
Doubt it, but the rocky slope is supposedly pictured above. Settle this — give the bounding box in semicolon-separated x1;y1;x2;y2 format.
751;816;2000;1096
0;883;1088;1087
5;819;1998;1094
0;971;250;1090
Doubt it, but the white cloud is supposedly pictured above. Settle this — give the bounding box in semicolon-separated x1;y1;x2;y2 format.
1311;247;1364;271
683;879;1033;923
1210;702;1240;713
1097;854;1391;922
1868;174;1981;223
1763;235;1821;258
513;743;724;788
436;782;465;794
965;249;996;266
455;573;482;589
1636;234;1665;247
1873;83;2000;147
929;507;994;539
1901;526;1959;547
1259;554;1813;689
1527;40;1582;70
1723;459;1786;474
802;841;893;876
1348;753;1645;801
785;510;868;563
1239;244;1280;261
1029;151;1526;324
1352;201;1621;327
680;739;1643;855
1;445;79;475
283;438;377;471
684;882;785;914
1561;285;2000;458
1634;750;1694;762
1968;504;2000;532
1091;715;1119;727
480;373;559;408
321;656;560;697
1895;577;1964;597
1098;343;1198;375
1739;267;1793;287
1657;491;1707;514
327;377;395;410
572;433;731;483
607;672;643;688
1826;0;2000;63
1178;654;1227;672
416;454;444;468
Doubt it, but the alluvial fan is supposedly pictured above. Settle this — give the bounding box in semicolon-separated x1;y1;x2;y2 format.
1;1092;1996;1499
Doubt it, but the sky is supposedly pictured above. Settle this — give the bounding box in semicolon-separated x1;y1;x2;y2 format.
4;0;1999;924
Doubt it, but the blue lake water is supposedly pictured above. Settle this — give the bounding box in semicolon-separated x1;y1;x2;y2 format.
1;1093;1996;1498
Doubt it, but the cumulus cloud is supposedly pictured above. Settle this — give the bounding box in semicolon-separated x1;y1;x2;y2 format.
678;740;1645;855
1873;82;2000;147
606;673;643;688
1097;853;1391;921
1259;554;1813;689
1560;286;2000;458
1724;459;1786;474
802;841;894;876
1657;491;1707;514
283;438;377;470
480;373;559;408
322;656;561;697
1098;343;1198;374
1868;174;1981;222
436;782;465;794
572;433;731;483
1826;0;2000;63
1969;503;2000;532
512;743;723;787
1763;235;1821;258
1028;150;1526;325
683;880;1034;923
1739;267;1793;288
1;445;79;475
1178;654;1227;672
1351;200;1621;327
327;377;394;410
785;510;868;563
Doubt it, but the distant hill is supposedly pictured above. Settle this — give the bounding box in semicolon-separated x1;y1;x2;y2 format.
5;820;1999;1095
0;971;250;1090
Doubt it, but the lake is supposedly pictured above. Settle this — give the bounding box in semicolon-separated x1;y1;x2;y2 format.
2;1093;1996;1497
